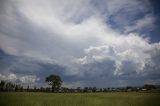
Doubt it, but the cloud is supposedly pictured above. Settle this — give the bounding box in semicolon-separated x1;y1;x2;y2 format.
73;34;160;86
0;73;17;82
0;0;159;87
0;73;40;85
124;15;155;33
19;75;40;84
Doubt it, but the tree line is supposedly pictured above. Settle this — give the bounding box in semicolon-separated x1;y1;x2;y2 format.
0;74;157;93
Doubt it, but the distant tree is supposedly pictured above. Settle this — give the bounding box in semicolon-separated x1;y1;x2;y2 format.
143;84;156;90
34;86;37;92
40;87;45;92
89;87;93;92
100;88;103;92
15;84;19;92
6;82;15;91
20;86;23;92
92;87;97;92
0;80;6;91
103;88;108;92
27;85;30;92
77;87;81;92
83;87;89;92
46;74;63;92
62;87;69;93
69;88;75;93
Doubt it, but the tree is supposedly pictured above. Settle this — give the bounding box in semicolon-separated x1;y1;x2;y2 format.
92;87;97;92
15;84;19;92
20;86;23;92
34;86;37;92
6;82;15;91
143;84;156;90
27;85;30;92
0;80;6;91
46;74;63;92
83;87;89;92
77;87;81;92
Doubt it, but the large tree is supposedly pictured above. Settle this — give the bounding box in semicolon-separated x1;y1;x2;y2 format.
46;74;63;92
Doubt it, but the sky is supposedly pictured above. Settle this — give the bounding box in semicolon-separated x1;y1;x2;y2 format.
0;0;160;88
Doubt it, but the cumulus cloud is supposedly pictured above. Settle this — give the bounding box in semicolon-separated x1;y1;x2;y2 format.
0;0;160;87
72;34;160;86
0;73;40;85
0;73;17;82
77;35;158;69
19;75;40;84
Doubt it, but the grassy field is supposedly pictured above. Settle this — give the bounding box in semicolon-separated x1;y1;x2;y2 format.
0;92;160;106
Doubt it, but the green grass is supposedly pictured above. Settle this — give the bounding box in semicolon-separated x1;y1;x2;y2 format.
0;92;160;106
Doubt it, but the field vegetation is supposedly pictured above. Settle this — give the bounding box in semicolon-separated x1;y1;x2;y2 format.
0;92;160;106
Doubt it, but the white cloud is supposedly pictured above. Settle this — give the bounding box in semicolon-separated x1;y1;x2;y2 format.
0;0;159;87
0;73;40;84
19;75;40;84
125;15;155;33
0;0;154;60
0;73;17;82
74;33;160;77
0;74;6;81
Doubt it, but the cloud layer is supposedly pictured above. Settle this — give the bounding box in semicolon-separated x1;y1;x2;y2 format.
0;0;160;87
